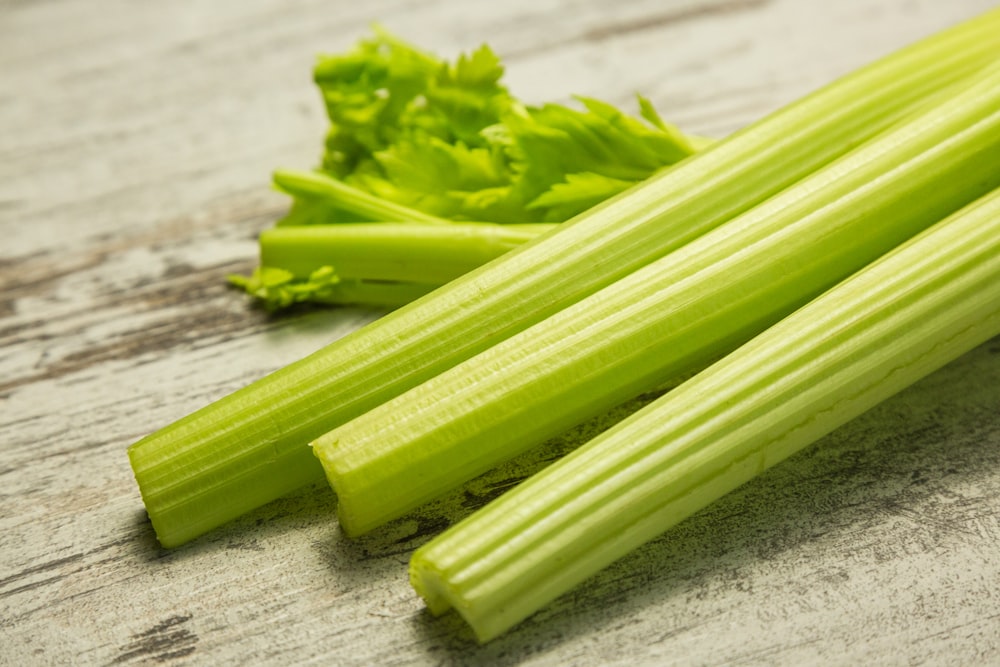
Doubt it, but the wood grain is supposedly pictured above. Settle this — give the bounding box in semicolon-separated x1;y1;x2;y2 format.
1;0;998;664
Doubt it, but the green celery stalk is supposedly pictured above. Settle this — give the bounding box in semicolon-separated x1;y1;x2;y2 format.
273;169;451;225
259;222;557;284
410;187;1000;642
315;62;1000;536
128;9;1000;548
234;222;555;310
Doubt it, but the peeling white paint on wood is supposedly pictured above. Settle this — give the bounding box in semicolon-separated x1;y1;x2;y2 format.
2;0;998;664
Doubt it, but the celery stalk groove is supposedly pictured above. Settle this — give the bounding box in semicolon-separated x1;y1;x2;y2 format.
316;63;1000;535
411;188;1000;642
127;10;1000;548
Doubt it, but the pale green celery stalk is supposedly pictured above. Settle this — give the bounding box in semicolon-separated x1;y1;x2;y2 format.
315;63;1000;536
273;169;450;224
411;188;1000;642
260;223;557;284
127;10;1000;548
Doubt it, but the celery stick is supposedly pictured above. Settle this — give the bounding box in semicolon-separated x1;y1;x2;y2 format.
411;188;1000;642
259;223;557;284
239;222;555;310
273;169;451;225
128;9;1000;548
316;62;1000;536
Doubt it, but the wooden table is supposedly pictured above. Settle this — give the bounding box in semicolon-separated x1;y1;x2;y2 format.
3;1;998;664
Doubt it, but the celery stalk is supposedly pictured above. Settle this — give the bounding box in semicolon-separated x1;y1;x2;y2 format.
235;222;555;310
410;188;1000;642
273;169;450;224
316;62;1000;536
259;223;557;284
128;9;1000;548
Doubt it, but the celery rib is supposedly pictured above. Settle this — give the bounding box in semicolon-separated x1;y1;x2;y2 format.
128;9;1000;548
316;62;1000;536
259;223;557;284
411;188;1000;642
273;169;451;224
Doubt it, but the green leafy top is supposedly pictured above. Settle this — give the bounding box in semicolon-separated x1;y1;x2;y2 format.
297;29;699;224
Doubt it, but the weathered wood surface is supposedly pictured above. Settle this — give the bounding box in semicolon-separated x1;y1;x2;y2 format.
2;0;998;664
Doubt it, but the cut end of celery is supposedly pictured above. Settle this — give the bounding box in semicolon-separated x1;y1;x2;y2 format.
410;552;499;644
146;516;187;550
329;471;399;538
333;500;368;539
409;557;453;616
314;435;372;538
321;447;449;538
127;446;182;548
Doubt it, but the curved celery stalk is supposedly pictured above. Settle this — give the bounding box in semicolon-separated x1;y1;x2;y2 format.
273;169;451;225
316;63;1000;536
128;9;1000;548
259;223;558;284
410;188;1000;642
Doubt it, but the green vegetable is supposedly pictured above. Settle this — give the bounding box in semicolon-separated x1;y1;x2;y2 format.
272;168;451;225
314;61;1000;536
258;222;557;284
233;35;703;310
309;29;696;224
128;9;1000;548
229;221;556;310
411;187;1000;642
